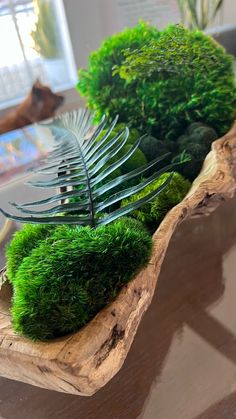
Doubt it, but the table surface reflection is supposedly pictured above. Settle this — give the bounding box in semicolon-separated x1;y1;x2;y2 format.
1;131;236;418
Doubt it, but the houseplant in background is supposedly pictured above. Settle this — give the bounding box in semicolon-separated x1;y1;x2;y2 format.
31;0;61;59
176;0;236;72
31;0;67;85
177;0;224;30
0;21;235;396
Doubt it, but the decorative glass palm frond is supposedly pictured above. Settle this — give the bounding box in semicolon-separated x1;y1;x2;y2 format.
0;109;177;228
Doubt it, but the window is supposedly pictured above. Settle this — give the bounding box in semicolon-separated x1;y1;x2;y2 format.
0;0;76;109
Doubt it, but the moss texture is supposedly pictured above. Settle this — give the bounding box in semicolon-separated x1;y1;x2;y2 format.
6;224;55;283
77;23;236;139
139;135;174;163
122;172;191;230
77;21;160;128
11;218;152;341
177;122;218;180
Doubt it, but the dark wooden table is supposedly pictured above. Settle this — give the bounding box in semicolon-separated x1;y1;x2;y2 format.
1;176;236;418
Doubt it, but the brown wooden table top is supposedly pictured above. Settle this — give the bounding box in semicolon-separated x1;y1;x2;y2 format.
1;177;236;418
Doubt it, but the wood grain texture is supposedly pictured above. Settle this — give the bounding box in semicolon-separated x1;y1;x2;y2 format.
0;122;236;396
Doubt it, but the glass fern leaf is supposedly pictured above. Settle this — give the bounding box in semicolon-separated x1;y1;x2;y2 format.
0;109;177;228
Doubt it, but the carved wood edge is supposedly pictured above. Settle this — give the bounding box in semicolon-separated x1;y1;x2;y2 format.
0;122;236;396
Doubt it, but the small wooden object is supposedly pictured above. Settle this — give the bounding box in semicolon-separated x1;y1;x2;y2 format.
0;123;236;396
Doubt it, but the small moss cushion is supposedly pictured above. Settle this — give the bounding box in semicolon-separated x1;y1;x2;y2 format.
122;172;190;229
177;122;218;181
139;135;173;163
10;218;152;341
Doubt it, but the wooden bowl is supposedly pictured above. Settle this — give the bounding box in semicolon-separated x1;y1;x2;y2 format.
0;123;236;396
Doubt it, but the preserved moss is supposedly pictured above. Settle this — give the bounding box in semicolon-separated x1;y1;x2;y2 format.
177;122;218;180
78;23;236;139
77;21;160;128
11;218;152;341
6;224;55;283
122;172;190;231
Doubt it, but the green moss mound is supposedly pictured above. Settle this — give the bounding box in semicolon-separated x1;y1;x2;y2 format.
177;122;218;181
11;218;152;341
6;224;55;283
122;172;191;230
78;23;236;139
77;21;160;127
139;135;174;163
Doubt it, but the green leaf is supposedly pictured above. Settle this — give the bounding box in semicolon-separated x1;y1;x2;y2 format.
98;174;173;226
0;109;176;228
95;167;173;212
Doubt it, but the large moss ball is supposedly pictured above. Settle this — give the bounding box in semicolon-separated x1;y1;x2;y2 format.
77;21;160;127
77;22;236;139
122;172;190;230
10;218;152;341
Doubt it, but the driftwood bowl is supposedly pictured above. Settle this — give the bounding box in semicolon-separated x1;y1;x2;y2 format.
0;123;236;396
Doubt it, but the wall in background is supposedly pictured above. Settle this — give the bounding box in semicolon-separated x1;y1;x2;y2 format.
222;0;236;26
63;0;180;70
63;0;236;71
62;0;116;70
